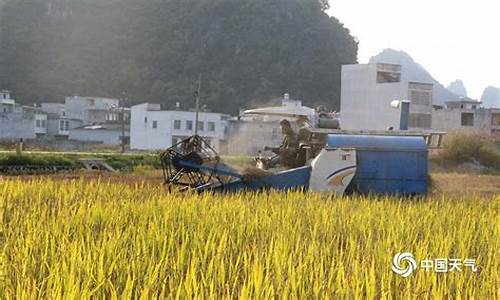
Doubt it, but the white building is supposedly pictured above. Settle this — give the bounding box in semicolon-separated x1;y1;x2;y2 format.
69;123;130;145
432;99;500;136
225;94;316;155
0;91;48;140
40;96;129;145
64;96;120;124
340;63;433;131
130;103;229;151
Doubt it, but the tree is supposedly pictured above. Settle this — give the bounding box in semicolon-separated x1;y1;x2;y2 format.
0;0;357;113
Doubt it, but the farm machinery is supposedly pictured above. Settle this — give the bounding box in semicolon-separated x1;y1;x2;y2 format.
159;130;443;196
159;94;445;196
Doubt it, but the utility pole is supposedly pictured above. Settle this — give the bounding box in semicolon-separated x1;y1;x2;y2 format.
194;73;202;135
121;92;127;153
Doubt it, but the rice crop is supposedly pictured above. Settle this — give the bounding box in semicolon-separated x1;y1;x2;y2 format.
0;179;498;298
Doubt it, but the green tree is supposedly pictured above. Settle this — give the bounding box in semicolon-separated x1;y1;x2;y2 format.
0;0;357;113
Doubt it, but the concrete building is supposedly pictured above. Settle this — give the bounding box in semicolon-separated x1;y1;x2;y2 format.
0;91;47;140
340;63;433;131
64;96;120;124
69;123;130;145
41;102;83;138
40;96;130;145
432;99;500;135
130;103;229;151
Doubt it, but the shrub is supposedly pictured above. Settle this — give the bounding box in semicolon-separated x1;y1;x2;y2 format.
436;132;500;170
0;154;76;167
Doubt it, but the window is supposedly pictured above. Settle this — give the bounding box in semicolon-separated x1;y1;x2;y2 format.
186;120;193;131
461;113;474;126
408;82;433;106
41;120;46;128
492;114;500;126
208;122;215;132
152;121;158;129
174;120;181;130
409;113;432;129
197;121;204;131
36;120;41;128
377;71;401;83
59;120;69;131
144;117;148;123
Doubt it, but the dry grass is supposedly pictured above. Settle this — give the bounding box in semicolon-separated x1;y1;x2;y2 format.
430;173;500;197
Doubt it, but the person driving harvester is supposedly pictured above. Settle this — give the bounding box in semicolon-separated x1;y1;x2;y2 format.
278;119;299;168
257;119;300;170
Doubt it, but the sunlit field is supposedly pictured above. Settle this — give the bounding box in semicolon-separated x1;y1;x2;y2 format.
0;179;498;298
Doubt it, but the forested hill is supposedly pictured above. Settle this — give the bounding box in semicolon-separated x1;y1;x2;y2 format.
0;0;357;114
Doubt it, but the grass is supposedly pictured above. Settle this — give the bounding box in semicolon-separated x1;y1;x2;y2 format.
0;153;161;171
433;132;500;170
0;154;76;167
0;179;498;298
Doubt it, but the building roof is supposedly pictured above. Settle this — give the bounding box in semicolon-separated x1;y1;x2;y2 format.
243;98;315;118
74;123;130;131
445;97;481;105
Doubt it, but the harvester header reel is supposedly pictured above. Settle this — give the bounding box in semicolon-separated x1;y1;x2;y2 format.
159;135;238;191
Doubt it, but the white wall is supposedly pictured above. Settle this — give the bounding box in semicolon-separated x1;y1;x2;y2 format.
432;108;493;134
0;113;36;140
69;129;124;145
131;103;227;151
65;96;119;124
41;103;65;115
341;64;407;130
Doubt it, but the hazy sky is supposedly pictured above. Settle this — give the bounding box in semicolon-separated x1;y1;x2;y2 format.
328;0;500;99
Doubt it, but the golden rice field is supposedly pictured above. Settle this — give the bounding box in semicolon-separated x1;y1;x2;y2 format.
0;179;498;299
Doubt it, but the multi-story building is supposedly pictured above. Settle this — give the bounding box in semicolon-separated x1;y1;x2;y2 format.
130;103;229;151
340;63;433;131
0;90;48;140
40;96;129;145
432;99;500;136
40;102;83;138
64;96;120;124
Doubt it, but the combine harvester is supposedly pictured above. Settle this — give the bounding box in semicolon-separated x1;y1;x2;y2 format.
160;101;444;196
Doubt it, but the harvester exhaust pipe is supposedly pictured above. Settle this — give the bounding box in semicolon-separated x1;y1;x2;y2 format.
391;100;411;131
399;100;410;131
